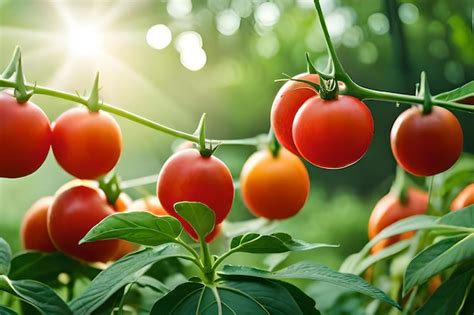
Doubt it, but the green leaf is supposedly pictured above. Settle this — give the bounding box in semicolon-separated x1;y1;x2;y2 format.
273;280;321;315
0;238;12;275
223;218;278;238
0;305;17;315
0;275;71;315
151;277;318;314
434;81;474;102
437;205;474;228
174;202;215;239
219;263;400;310
9;251;100;284
403;234;474;295
80;211;182;246
415;265;473;315
70;244;191;314
230;232;338;254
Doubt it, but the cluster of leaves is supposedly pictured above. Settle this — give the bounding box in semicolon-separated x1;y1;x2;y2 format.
0;202;402;314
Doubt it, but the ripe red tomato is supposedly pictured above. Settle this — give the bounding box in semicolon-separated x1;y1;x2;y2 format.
292;95;374;169
390;106;463;176
21;196;56;252
0;92;51;178
239;148;310;219
271;73;319;155
128;196;168;216
186;224;222;243
450;183;474;211
157;149;234;240
51;107;122;179
368;188;428;254
48;184;120;262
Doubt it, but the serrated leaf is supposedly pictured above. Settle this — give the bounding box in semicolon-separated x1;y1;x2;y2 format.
9;251;100;284
230;232;337;254
403;234;474;294
0;275;71;315
174;202;215;239
0;305;17;315
151;277;318;315
81;211;182;246
219;262;400;310
415;265;473;315
434;81;474;102
0;238;11;275
70;244;191;314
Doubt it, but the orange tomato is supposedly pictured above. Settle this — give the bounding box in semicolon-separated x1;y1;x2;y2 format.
21;196;56;252
128;196;168;216
450;183;474;211
240;149;310;219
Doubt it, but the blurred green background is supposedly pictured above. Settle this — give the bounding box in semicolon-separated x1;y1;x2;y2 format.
0;0;473;270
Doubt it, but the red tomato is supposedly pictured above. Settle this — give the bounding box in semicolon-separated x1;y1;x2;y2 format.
391;106;463;176
51;107;122;179
292;95;374;169
48;185;119;262
368;188;428;254
128;196;168;216
450;183;474;211
21;196;56;252
186;224;222;243
157;149;234;240
0;92;51;178
239;149;310;219
271;73;319;155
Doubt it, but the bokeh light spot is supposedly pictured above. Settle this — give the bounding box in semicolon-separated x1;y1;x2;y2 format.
146;24;172;50
216;9;241;36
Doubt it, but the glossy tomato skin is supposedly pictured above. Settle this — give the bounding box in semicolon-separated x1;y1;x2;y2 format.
157;149;234;241
48;185;119;262
21;196;56;252
52;107;122;179
292;95;374;169
450;183;474;211
129;196;168;216
0;92;51;178
391;106;463;177
271;73;319;155
368;188;428;254
240;149;309;219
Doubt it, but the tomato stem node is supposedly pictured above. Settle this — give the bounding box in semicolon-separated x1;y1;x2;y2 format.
87;72;102;112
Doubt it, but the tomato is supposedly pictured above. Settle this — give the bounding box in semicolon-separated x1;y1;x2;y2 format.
271;73;319;155
157;149;234;241
21;196;56;252
0;92;51;178
450;183;474;211
51;107;122;179
187;224;222;243
427;275;442;295
368;188;428;254
292;95;374;169
48;184;119;262
239;148;309;219
391;106;463;176
128;196;168;216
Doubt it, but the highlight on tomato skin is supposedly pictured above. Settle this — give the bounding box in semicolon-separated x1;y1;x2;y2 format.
292;95;374;169
21;196;57;253
390;106;463;177
368;187;428;254
450;183;474;211
239;148;310;220
157;149;234;226
51;107;122;180
271;73;320;155
0;92;52;178
48;185;120;263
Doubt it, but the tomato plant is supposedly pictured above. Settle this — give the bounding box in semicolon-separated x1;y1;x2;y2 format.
0;1;473;315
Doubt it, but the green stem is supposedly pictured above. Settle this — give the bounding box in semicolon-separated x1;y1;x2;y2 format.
199;237;214;284
66;276;75;302
117;282;134;315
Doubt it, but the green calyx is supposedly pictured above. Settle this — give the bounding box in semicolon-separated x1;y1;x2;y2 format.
418;71;433;115
87;72;102;112
268;128;281;158
98;174;122;205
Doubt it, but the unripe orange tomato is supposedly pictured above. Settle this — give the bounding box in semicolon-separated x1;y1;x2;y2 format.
128;196;168;216
368;188;428;254
239;149;310;219
292;95;374;169
21;196;56;252
428;275;442;295
48;185;120;262
52;107;122;179
271;73;319;155
157;149;234;241
450;183;474;211
0;92;51;178
391;106;463;177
